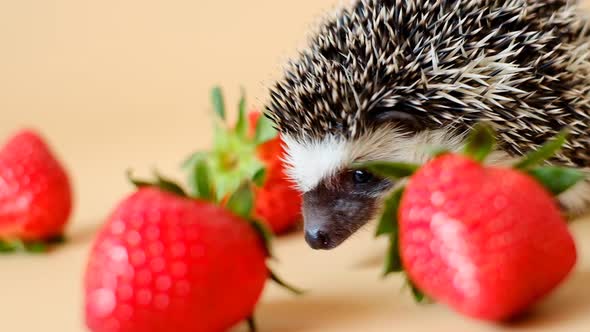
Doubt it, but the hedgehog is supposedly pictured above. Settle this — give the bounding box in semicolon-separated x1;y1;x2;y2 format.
265;0;590;250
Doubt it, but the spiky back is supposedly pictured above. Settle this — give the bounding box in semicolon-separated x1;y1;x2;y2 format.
267;0;590;167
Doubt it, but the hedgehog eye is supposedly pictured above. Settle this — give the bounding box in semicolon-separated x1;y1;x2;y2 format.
352;169;373;184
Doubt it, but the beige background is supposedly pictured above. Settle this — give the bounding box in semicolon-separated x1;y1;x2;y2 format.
1;1;590;331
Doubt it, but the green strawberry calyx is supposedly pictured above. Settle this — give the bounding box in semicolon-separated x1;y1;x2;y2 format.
463;124;584;196
0;234;66;255
181;86;304;294
182;86;277;202
127;169;188;196
354;123;586;303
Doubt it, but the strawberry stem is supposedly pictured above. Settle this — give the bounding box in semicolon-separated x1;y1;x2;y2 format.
462;123;496;162
220;153;239;170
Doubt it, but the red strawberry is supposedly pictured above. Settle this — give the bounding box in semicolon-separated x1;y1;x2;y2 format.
183;87;301;234
365;125;581;321
247;112;302;234
0;129;72;251
85;174;300;332
399;154;576;320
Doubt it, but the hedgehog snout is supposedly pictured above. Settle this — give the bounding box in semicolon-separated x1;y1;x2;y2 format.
301;176;386;250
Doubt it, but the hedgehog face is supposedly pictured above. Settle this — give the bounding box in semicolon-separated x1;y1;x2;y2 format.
283;125;464;249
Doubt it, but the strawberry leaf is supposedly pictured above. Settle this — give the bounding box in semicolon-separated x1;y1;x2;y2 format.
383;233;403;275
376;187;403;237
127;170;153;188
211;86;226;121
0;239;18;253
180;151;206;170
249;219;274;258
127;170;188;197
406;276;427;303
379;188;404;276
356;161;418;179
514;129;568;170
269;269;305;295
189;159;215;201
154;171;188;197
0;235;65;254
528;166;585;195
213;122;230;151
235;87;248;137
462;123;496;162
246;316;257;332
25;241;47;253
254;113;277;144
226;183;254;219
252;167;266;187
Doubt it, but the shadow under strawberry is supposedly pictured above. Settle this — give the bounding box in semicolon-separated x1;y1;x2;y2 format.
506;269;590;328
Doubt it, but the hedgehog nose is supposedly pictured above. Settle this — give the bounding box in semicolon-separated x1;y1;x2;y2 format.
305;229;331;249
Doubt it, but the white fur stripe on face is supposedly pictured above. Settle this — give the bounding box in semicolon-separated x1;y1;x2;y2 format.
282;135;347;192
283;127;473;193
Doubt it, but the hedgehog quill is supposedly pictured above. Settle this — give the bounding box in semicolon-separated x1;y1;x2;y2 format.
266;0;590;250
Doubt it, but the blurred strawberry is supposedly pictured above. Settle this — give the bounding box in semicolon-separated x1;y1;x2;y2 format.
183;87;302;234
85;173;301;332
247;112;302;234
364;124;581;321
0;129;72;252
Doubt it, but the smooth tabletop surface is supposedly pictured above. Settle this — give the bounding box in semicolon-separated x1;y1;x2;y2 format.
1;1;589;331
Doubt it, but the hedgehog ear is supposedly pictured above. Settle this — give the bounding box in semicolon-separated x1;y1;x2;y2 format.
368;106;423;132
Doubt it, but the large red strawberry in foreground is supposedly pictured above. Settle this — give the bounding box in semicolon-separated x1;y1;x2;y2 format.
183;87;302;234
0;129;72;252
363;124;581;321
399;154;576;320
85;174;300;332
